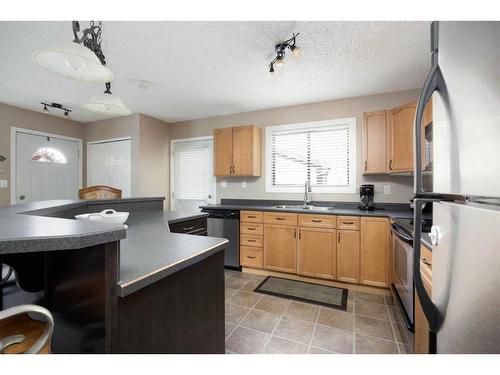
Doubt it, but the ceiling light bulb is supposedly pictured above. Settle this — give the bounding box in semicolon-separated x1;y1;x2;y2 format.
32;42;113;83
291;46;302;57
84;92;132;117
42;104;49;114
274;59;284;69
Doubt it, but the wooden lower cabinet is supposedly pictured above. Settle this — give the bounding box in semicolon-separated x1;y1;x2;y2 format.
264;224;297;274
240;246;264;269
298;227;336;280
360;217;390;287
336;230;360;284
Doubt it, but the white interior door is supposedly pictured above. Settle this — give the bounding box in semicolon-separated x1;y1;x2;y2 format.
171;138;215;211
15;131;80;203
87;139;131;197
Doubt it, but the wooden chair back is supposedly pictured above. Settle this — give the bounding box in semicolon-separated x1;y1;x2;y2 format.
78;185;122;200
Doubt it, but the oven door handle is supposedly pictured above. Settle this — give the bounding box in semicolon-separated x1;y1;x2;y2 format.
390;223;413;245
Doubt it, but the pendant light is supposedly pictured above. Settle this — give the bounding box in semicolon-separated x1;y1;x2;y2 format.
84;83;131;116
32;22;113;83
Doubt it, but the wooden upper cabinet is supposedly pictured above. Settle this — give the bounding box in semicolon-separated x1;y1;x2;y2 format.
362;110;388;174
214;127;233;176
264;224;297;274
360;217;390;287
213;125;261;177
298;227;336;280
336;230;360;284
387;101;417;173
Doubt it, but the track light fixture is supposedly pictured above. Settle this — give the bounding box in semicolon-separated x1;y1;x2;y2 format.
41;102;72;117
269;33;302;75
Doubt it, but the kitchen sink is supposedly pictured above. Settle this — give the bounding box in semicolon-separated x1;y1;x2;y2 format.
273;205;334;211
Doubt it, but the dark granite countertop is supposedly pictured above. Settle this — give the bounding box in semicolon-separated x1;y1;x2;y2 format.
0;199;228;297
118;211;226;296
164;210;208;224
200;199;432;250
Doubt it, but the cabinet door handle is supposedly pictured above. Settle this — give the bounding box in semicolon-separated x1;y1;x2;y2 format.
364;160;367;171
389;160;393;170
311;219;322;223
294;229;297;239
298;229;301;239
247;256;256;259
338;232;340;243
421;258;432;266
276;217;286;221
342;221;355;225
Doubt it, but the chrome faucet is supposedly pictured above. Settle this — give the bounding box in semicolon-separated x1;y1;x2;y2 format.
303;180;312;207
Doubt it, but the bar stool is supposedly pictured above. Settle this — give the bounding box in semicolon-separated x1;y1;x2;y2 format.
0;305;54;354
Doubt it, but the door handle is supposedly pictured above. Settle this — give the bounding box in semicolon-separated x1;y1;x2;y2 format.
337;232;340;243
414;21;443;195
389;160;393;171
364;160;367;171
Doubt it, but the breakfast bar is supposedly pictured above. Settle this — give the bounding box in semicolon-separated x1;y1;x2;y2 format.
0;198;227;353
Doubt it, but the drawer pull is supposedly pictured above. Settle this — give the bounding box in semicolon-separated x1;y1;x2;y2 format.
182;226;195;231
247;227;256;230
311;219;322;223
275;217;286;221
247;256;256;259
247;239;257;243
342;221;355;225
248;215;257;218
421;258;432;266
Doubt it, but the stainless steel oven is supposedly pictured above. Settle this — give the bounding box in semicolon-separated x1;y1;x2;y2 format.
391;222;414;329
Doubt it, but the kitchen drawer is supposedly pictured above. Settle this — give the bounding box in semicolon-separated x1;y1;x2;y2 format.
240;247;264;269
240;223;264;235
240;234;263;248
264;212;298;226
337;216;360;230
298;214;336;228
169;217;207;235
241;211;263;223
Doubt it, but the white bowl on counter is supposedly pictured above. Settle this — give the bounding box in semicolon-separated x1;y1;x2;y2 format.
75;209;129;225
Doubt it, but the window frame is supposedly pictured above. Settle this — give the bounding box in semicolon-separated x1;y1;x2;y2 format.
265;118;357;194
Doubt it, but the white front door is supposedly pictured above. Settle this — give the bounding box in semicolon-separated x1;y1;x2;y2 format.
15;130;81;203
87;139;131;197
171;137;215;211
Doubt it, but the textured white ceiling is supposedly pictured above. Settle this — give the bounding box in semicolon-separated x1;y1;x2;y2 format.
0;21;431;123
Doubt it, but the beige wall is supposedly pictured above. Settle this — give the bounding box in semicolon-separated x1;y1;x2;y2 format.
0;103;85;206
138;114;170;209
169;89;421;203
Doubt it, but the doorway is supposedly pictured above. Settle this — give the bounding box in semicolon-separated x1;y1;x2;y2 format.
11;128;82;204
170;136;216;211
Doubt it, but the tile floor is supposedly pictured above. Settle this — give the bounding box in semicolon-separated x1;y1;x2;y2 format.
224;269;406;354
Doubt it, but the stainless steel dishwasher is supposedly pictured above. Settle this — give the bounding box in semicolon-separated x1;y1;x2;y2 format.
201;208;240;269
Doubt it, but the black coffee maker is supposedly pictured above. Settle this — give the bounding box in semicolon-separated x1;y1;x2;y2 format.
359;184;375;211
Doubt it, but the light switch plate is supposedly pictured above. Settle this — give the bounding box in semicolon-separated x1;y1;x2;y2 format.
242;180;247;188
220;180;228;188
0;180;7;188
384;185;391;195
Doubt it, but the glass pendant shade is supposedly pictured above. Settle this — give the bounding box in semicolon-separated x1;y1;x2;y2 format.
32;42;113;83
84;92;132;116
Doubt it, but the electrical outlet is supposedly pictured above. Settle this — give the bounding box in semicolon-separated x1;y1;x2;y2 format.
242;180;247;189
384;185;391;195
0;180;7;189
220;180;228;188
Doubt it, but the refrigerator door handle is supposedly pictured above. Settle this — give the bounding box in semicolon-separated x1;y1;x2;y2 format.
414;21;445;196
413;198;442;335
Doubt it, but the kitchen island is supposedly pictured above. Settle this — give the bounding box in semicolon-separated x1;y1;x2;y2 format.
0;198;227;353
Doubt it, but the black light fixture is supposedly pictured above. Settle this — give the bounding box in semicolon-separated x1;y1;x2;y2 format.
40;102;72;117
269;33;302;75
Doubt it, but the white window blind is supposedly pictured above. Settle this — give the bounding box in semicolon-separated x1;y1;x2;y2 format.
174;145;209;200
266;119;356;193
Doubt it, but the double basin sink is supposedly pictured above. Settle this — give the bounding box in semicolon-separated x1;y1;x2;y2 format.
273;205;335;211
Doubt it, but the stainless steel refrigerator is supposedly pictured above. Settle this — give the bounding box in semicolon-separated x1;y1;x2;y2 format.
413;21;500;353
